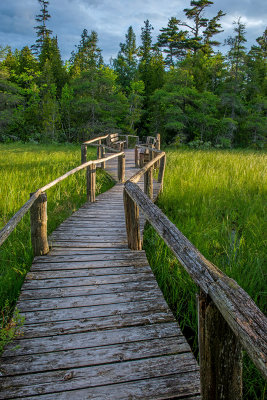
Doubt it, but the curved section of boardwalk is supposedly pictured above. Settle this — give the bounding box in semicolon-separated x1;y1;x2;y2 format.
0;150;200;399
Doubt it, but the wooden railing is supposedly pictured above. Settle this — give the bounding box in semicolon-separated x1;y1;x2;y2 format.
0;138;125;256
124;147;267;399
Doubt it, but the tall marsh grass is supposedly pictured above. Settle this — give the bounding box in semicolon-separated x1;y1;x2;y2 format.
0;143;114;330
144;148;266;399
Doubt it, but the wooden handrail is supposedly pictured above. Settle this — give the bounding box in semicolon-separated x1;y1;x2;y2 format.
0;151;124;247
130;152;165;184
124;180;267;382
83;135;109;145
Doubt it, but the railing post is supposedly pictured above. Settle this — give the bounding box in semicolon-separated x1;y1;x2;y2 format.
135;146;139;168
158;155;166;191
125;135;129;149
87;164;96;202
97;140;101;160
123;189;142;250
198;290;243;400
156;133;160;151
144;167;153;199
140;152;144;168
30;192;49;256
101;146;105;169
118;154;125;183
81;144;87;164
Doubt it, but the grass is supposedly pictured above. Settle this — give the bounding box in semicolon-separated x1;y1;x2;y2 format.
0;142;114;349
143;147;266;400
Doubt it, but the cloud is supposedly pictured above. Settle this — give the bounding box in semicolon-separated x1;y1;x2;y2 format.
0;0;266;61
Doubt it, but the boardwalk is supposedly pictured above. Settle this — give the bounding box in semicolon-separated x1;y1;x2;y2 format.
0;149;200;399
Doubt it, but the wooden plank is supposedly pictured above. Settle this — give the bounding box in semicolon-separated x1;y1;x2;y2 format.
22;273;157;290
31;259;149;270
25;266;152;279
0;353;199;398
15;299;171;325
11;374;200;400
3;323;180;356
2;336;187;375
17;289;164;312
20;280;159;301
13;310;175;339
33;252;147;263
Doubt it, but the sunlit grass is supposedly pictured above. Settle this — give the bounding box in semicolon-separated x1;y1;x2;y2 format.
144;147;267;399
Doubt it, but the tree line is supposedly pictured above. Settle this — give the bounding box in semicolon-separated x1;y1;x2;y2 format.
0;0;266;148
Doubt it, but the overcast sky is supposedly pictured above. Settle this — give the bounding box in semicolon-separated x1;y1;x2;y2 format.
0;0;266;62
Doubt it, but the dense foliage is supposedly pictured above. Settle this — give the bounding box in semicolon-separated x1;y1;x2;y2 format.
0;0;266;147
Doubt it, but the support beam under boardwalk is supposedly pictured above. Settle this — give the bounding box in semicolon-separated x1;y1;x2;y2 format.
0;149;200;399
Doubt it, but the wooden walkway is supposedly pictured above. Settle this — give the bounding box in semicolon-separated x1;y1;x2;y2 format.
0;149;200;399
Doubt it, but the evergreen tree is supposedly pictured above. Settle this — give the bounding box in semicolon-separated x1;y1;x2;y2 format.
32;0;52;54
157;18;188;66
113;26;138;91
71;30;103;76
222;18;247;143
180;1;225;53
39;36;67;94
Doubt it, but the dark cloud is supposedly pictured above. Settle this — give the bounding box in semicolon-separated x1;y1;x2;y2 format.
0;1;266;61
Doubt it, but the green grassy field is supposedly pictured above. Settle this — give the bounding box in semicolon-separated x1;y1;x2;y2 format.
0;143;114;348
144;148;266;399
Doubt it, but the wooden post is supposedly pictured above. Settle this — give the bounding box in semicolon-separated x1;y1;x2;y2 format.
123;189;142;250
97;140;101;159
156;133;161;151
125;135;129;149
81;144;87;164
118;154;125;183
144;167;153;199
149;148;153;162
30;192;49;256
140;152;144;168
135;146;139;168
87;164;96;202
198;291;243;400
101;146;105;169
158;155;166;191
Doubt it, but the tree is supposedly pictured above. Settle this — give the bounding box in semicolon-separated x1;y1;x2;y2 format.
113;26;138;91
32;0;52;54
70;30;103;76
222;18;247;143
180;1;225;53
39;36;67;94
157;17;188;66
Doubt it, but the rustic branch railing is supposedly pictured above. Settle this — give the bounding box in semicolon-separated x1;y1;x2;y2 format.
123;147;267;399
0;140;124;255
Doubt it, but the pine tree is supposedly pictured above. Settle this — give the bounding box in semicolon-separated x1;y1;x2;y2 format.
113;26;138;91
71;30;103;76
157;18;188;66
32;0;52;54
180;1;225;53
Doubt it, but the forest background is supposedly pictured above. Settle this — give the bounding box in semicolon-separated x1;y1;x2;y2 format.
0;0;266;148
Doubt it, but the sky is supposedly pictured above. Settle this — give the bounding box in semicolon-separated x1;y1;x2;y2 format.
0;0;266;62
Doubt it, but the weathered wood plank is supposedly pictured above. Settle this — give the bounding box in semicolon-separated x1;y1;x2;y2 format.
11;374;200;400
3;323;180;356
20;280;159;301
0;353;199;398
2;336;186;375
22;273;157;290
25;265;152;279
13;310;175;339
17;289;164;312
16;299;171;325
